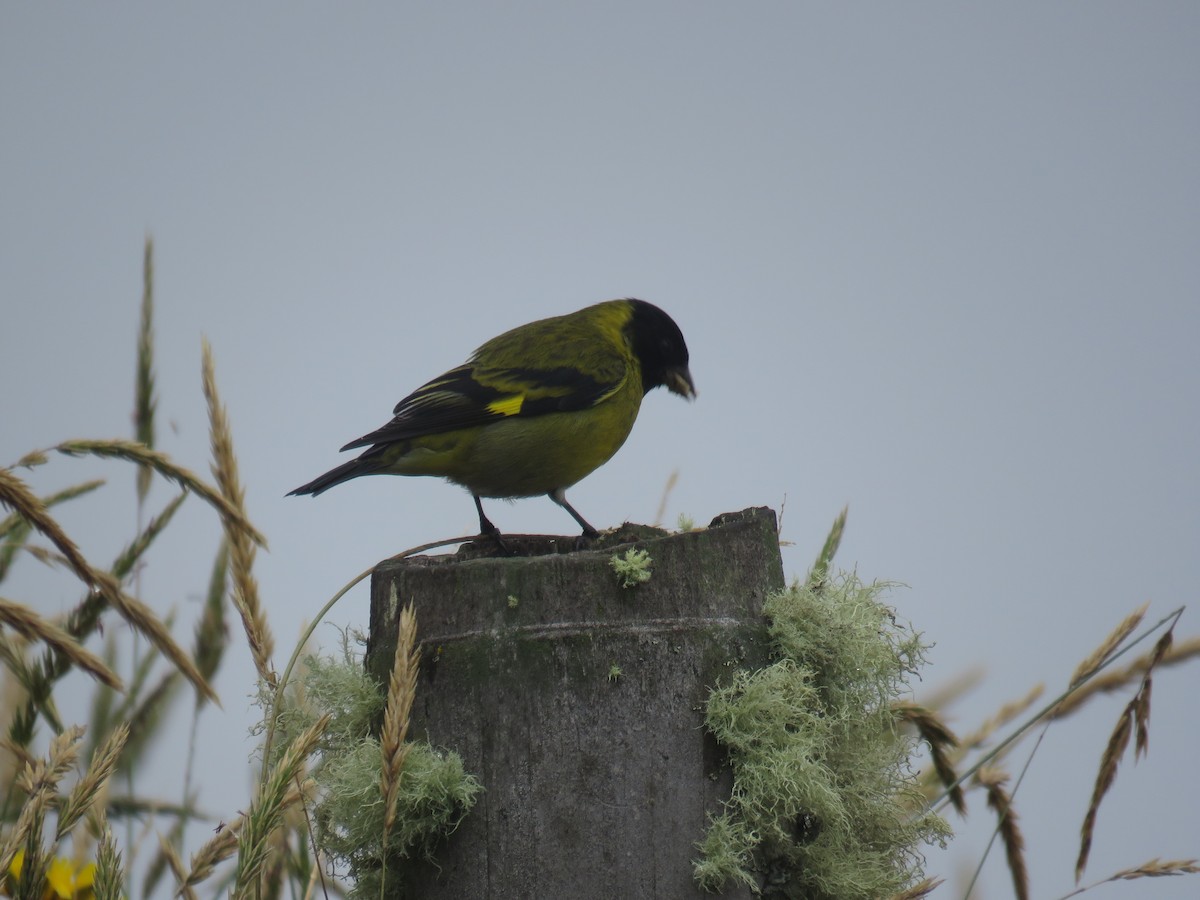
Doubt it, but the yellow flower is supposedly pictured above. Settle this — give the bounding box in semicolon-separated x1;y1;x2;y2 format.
5;850;97;900
72;863;95;900
45;858;76;898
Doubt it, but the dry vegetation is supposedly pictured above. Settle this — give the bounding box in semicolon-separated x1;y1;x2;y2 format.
907;594;1200;898
0;240;1196;898
0;240;476;899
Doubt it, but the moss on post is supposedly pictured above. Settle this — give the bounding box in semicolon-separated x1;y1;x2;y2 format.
364;507;948;898
696;574;950;897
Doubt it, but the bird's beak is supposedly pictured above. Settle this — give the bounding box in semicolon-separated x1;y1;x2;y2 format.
665;366;696;400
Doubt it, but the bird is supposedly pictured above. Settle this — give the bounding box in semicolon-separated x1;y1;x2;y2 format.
288;298;695;548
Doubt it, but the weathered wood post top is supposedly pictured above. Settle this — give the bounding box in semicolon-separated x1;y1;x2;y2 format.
366;506;785;898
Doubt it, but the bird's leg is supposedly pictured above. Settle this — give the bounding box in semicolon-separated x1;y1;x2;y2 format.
548;488;599;539
473;494;511;555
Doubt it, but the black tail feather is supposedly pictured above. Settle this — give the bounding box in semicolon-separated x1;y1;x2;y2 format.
287;457;377;497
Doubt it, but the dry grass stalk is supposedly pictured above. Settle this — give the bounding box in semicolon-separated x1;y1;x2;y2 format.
56;723;128;840
184;778;311;894
92;571;218;706
135;235;157;504
896;701;964;815
123;670;184;765
13;450;49;468
977;766;1029;900
20;544;74;569
30;724;85;790
93;825;124;900
142;818;187;898
381;601;419;840
1133;628;1172;760
0;597;121;690
0;734;35;786
918;667;986;714
1068;601;1148;688
258;811;299;900
157;832;199;900
0;468;97;591
0;629;37;682
1076;621;1175;880
1076;702;1132;880
53;439;267;547
0;467;218;704
0;787;48;882
7;635;85;755
193;540;230;689
1052;635;1200;719
302;853;326;900
807;505;847;590
231;778;317;898
0;479;105;582
1057;858;1200;898
1108;857;1200;879
233;714;329;899
955;682;1045;759
183;820;242;890
110;490;188;582
0;726;86;882
0;479;105;539
890;876;944;899
201;341;275;685
653;469;679;527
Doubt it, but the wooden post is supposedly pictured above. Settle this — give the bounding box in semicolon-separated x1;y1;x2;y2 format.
366;507;784;898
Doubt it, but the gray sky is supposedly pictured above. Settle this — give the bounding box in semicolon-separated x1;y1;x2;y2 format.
3;4;1198;897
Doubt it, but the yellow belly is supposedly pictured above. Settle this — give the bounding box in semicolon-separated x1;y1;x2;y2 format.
377;381;643;498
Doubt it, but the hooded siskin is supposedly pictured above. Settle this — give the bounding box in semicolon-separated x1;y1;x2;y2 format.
289;298;694;541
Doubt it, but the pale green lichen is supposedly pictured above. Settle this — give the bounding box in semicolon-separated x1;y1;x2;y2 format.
318;740;481;893
267;635;482;897
608;663;623;682
695;571;950;898
610;548;653;588
507;594;520;609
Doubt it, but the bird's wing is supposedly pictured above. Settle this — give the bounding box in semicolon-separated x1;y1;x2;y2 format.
339;358;629;451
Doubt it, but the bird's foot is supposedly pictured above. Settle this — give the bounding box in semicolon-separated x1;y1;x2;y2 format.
474;495;514;555
480;527;514;557
572;527;600;552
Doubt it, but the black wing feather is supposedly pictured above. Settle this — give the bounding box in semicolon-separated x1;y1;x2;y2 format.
339;362;623;451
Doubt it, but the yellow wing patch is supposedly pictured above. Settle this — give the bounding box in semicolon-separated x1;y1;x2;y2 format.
486;395;524;417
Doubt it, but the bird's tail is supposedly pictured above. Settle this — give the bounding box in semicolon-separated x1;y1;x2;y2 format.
287;457;380;497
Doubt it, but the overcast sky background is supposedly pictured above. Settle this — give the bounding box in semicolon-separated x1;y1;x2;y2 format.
3;4;1198;898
